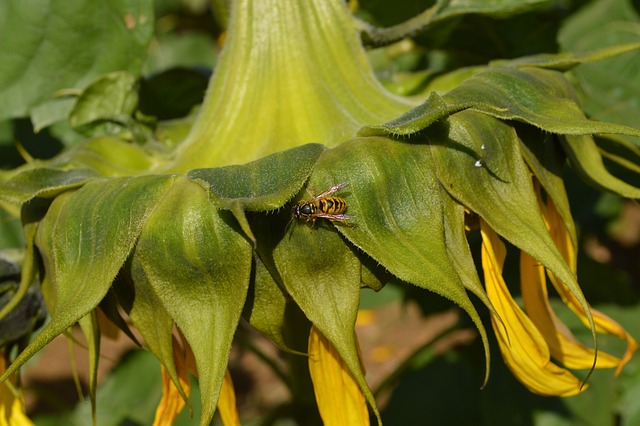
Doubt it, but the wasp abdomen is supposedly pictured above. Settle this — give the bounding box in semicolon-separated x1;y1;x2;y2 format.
318;197;347;215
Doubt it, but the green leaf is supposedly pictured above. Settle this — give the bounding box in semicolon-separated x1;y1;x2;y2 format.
50;138;156;176
312;137;489;387
444;67;640;137
273;213;381;422
596;135;640;174
125;259;187;404
357;91;472;137
517;127;578;250
0;167;98;206
360;66;640;141
0;174;174;382
188;143;326;211
0;208;24;248
558;0;640;131
68;71;139;132
561;134;640;198
189;143;326;244
31;97;76;133
429;110;597;352
0;0;154;120
244;253;292;350
131;176;252;426
143;31;218;75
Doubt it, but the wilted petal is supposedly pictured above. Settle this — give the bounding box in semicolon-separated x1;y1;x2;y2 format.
1;357;34;426
308;325;369;426
520;251;619;369
153;337;192;426
480;221;585;396
543;195;638;374
218;369;241;426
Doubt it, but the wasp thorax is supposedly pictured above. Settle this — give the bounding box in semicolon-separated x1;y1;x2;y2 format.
299;203;314;215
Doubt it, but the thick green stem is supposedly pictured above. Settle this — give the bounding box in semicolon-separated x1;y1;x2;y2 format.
167;0;414;171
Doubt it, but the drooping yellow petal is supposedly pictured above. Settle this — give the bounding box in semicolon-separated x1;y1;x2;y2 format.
480;221;585;396
218;369;241;426
0;356;34;426
520;251;619;370
156;335;240;426
153;337;192;426
308;325;369;426
543;194;638;375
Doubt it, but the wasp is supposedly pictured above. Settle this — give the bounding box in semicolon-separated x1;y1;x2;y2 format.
291;182;354;227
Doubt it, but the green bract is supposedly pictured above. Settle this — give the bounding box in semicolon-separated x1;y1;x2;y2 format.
1;0;640;425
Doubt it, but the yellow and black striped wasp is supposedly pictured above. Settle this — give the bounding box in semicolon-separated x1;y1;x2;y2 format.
290;182;354;227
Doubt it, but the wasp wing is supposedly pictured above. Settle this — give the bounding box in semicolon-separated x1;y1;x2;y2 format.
310;182;349;201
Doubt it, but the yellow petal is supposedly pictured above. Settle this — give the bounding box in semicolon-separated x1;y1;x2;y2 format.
1;357;34;426
480;221;585;396
308;325;369;426
520;251;619;370
218;369;241;426
153;337;192;426
544;195;638;374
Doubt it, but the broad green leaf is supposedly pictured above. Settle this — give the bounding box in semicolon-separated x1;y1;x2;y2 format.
243;253;292;351
360;66;640;142
428;110;597;352
50;138;156;176
444;67;640;138
440;191;486;302
125;259;187;405
68;71;139;133
311;137;489;386
561;134;640;199
0;167;98;206
440;189;494;384
496;42;640;72
596;135;640;174
0;206;23;244
558;0;640;130
143;31;218;76
245;212;313;354
132;176;252;426
31;97;76;132
358;91;472;136
517;127;577;250
0;0;154;120
0;174;174;382
188;143;326;211
188;143;326;243
273;215;381;423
